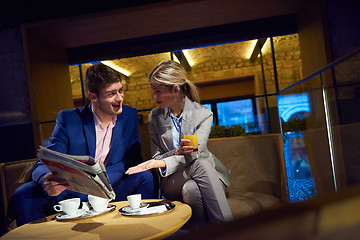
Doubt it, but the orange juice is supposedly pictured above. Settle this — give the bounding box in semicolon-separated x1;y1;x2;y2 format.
184;135;198;151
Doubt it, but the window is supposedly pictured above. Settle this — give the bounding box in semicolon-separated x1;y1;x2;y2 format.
202;97;259;133
202;104;212;111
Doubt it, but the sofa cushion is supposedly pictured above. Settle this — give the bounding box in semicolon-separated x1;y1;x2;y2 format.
1;160;37;204
1;158;38;231
208;135;284;199
228;192;281;219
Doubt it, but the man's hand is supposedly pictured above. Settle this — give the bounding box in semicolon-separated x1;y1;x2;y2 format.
125;159;165;175
43;172;69;196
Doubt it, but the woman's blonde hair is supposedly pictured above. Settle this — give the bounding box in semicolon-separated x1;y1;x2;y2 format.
148;60;200;103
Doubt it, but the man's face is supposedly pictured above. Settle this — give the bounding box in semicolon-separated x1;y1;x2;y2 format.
90;82;124;118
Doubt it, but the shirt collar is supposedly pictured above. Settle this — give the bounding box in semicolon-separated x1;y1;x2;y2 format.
169;108;183;121
92;107;117;129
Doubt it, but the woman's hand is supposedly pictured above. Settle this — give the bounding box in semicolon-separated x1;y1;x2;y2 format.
176;139;199;155
126;159;166;175
43;171;69;196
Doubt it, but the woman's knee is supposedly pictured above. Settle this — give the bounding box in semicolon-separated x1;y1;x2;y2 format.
182;180;202;205
192;158;216;176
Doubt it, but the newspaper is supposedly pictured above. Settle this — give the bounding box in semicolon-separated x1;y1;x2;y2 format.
37;146;116;200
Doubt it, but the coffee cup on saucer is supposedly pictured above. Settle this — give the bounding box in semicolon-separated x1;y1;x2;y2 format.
53;198;81;216
127;194;141;209
88;195;111;212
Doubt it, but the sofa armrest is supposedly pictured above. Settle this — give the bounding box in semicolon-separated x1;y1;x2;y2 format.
0;158;38;230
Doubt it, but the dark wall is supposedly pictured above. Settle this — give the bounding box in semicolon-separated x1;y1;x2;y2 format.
328;0;360;59
0;28;36;162
0;28;36;237
0;124;35;163
327;1;360;125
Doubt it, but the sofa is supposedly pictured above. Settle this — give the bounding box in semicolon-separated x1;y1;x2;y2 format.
0;158;38;232
0;133;287;232
207;133;288;219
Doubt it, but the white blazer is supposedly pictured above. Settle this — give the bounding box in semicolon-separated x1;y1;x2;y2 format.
148;96;230;186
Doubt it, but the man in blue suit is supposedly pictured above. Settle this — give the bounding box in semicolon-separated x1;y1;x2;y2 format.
13;62;154;226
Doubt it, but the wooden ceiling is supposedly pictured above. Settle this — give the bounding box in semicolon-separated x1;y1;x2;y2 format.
22;0;303;79
23;0;303;48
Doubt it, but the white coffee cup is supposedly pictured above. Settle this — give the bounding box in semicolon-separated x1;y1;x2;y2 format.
81;202;90;211
53;198;81;216
88;195;111;212
127;194;141;209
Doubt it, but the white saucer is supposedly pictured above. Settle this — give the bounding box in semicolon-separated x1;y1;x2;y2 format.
55;209;86;220
85;205;116;216
121;203;149;213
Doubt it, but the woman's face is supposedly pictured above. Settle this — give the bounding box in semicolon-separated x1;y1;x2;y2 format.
150;82;177;109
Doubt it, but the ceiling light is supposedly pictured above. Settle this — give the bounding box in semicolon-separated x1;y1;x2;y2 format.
261;38;271;54
249;38;267;62
172;52;181;64
246;40;258;59
182;50;194;67
101;61;131;77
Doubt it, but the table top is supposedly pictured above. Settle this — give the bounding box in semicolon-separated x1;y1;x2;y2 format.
1;199;192;240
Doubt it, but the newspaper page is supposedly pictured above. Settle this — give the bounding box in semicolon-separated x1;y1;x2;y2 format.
37;146;116;199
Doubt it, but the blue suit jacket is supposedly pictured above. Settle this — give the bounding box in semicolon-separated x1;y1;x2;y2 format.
32;104;143;188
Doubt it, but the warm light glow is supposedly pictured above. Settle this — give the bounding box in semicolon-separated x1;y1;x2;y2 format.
249;38;270;58
182;50;195;67
101;61;131;76
172;53;180;64
246;39;258;59
261;38;271;54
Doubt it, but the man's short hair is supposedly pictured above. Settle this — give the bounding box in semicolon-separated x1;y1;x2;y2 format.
85;62;121;96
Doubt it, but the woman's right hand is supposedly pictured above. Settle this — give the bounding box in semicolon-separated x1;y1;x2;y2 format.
125;159;166;175
177;139;198;155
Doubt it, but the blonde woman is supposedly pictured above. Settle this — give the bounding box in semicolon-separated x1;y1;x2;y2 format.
126;60;233;228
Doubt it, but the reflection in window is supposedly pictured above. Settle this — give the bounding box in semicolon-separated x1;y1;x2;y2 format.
278;93;310;122
278;93;315;202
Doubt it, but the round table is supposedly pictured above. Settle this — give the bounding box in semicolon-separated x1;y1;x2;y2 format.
1;199;191;240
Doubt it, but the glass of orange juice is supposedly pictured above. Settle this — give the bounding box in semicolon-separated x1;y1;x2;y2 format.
184;134;198;152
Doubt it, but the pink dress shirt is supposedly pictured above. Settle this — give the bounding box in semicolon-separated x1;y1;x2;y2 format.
92;111;116;166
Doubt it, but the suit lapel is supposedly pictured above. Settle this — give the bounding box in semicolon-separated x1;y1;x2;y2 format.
181;97;197;135
159;108;174;150
108;112;125;164
80;104;96;157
